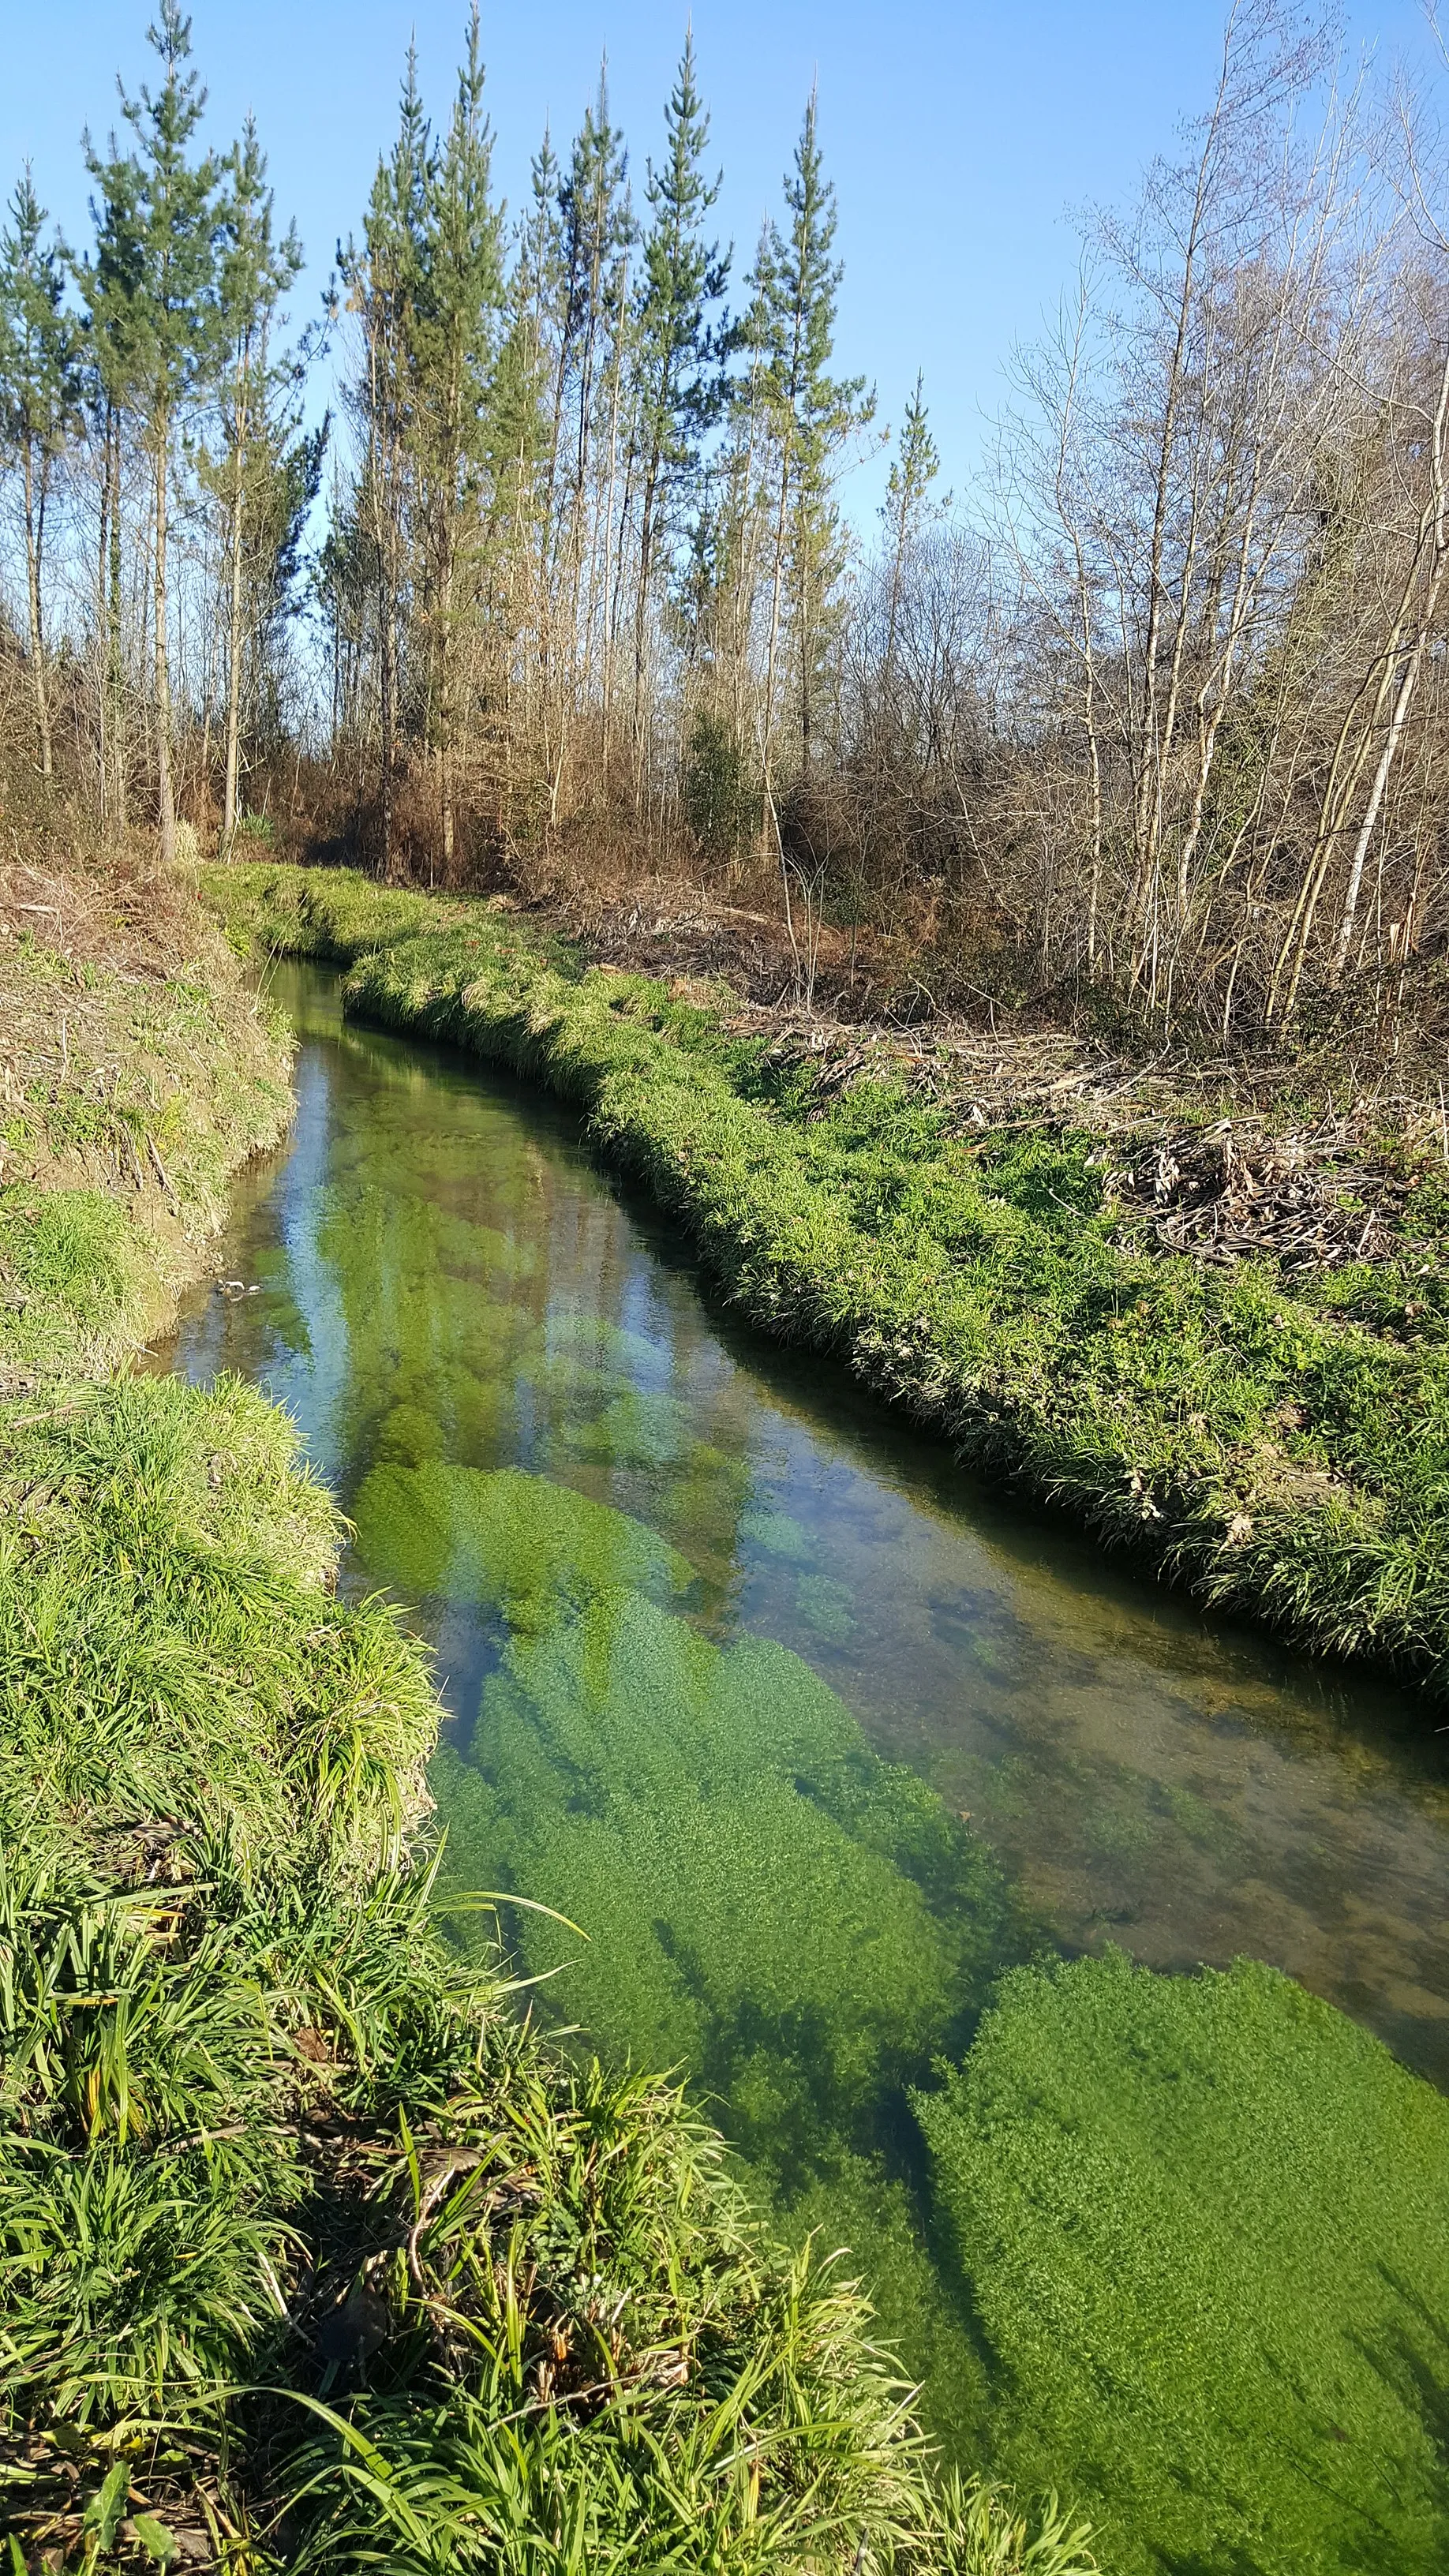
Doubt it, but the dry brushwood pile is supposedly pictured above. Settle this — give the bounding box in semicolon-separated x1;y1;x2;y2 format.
1103;1125;1434;1274
530;871;941;1021
486;862;1449;1288
698;1006;1449;1287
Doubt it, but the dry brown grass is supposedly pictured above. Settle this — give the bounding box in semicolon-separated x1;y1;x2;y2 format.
0;844;294;1393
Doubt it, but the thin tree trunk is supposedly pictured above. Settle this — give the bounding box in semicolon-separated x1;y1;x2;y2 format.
762;442;791;852
1329;343;1449;986
107;407;126;833
95;420;110;823
439;526;456;876
599;302;627;786
152;421;177;868
22;440;52;777
633;443;662;808
223;347;250;852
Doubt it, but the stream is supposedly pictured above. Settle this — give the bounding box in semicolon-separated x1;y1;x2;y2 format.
157;960;1449;2443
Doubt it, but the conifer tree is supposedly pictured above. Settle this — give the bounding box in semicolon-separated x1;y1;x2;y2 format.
882;369;942;676
631;35;731;792
212;118;304;846
84;2;228;867
556;72;633;693
504;128;565;662
410;6;504;871
751;92;871;789
0;172;83;777
339;47;429;873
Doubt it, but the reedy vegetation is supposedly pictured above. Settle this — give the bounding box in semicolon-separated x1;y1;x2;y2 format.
0;877;1094;2567
13;3;1449;1049
213;859;1449;1700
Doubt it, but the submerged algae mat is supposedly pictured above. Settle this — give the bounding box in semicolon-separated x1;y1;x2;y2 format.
161;964;1449;2512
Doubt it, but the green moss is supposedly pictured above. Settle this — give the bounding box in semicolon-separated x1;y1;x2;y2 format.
917;1949;1449;2574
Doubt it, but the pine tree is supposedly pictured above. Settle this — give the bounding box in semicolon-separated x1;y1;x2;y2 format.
410;6;504;872
0;170;84;777
84;2;229;867
212;117;305;846
882;370;942;677
555;67;633;767
504;127;565;718
339;46;429;874
751;91;871;792
630;35;731;796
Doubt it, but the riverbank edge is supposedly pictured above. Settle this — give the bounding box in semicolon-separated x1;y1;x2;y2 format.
2;869;1088;2574
208;860;1449;1709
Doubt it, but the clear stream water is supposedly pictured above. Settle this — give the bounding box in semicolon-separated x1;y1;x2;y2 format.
157;960;1449;2439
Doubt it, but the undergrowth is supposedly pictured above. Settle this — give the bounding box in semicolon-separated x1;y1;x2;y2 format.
208;860;1449;1705
0;893;291;1391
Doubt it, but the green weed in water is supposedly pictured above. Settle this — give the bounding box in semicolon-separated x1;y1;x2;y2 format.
417;1481;1022;2444
351;1458;695;1618
796;1570;856;1639
918;1948;1449;2574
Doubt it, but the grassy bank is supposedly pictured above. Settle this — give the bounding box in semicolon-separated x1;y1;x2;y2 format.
210;859;1449;1706
0;867;1101;2570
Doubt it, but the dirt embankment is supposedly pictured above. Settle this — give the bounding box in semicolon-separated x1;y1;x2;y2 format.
0;852;292;1391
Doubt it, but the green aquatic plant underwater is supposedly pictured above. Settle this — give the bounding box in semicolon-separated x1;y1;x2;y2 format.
352;1447;1449;2576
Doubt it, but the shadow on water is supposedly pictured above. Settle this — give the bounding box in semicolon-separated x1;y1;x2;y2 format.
152;958;1449;2448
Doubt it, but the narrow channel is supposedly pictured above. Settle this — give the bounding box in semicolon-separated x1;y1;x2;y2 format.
156;960;1449;2442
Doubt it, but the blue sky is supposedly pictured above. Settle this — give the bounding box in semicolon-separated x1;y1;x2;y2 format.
2;0;1436;520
